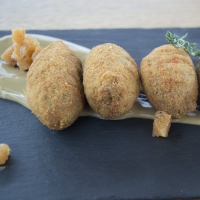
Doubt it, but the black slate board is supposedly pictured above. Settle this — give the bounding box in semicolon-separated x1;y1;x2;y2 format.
1;28;200;200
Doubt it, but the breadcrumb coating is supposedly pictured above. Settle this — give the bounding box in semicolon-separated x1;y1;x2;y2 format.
83;43;140;118
140;44;198;119
26;41;84;130
196;62;200;105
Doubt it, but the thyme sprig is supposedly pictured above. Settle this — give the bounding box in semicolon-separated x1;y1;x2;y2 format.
165;31;200;60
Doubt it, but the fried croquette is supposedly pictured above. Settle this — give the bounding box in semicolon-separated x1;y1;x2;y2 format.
0;144;10;165
1;28;42;70
140;44;198;137
26;41;84;130
83;43;140;118
196;62;200;105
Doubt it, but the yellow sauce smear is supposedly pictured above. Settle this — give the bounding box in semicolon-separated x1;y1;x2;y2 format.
0;35;200;125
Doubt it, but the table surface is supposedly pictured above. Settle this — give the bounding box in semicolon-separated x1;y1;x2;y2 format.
1;28;200;200
0;0;200;30
1;1;200;199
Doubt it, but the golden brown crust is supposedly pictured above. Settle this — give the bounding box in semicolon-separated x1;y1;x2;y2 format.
83;43;140;118
26;41;84;130
140;44;198;119
196;62;200;105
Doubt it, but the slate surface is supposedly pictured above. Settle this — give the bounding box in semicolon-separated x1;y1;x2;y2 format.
0;28;200;200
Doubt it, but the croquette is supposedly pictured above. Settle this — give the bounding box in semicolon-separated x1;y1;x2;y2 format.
0;144;10;165
1;28;42;70
196;62;200;105
83;43;140;118
26;41;84;130
140;44;198;137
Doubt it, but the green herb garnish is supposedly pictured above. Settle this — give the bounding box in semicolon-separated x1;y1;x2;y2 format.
165;31;200;60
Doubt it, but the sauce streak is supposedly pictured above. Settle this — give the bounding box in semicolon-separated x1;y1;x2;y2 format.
0;35;199;125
